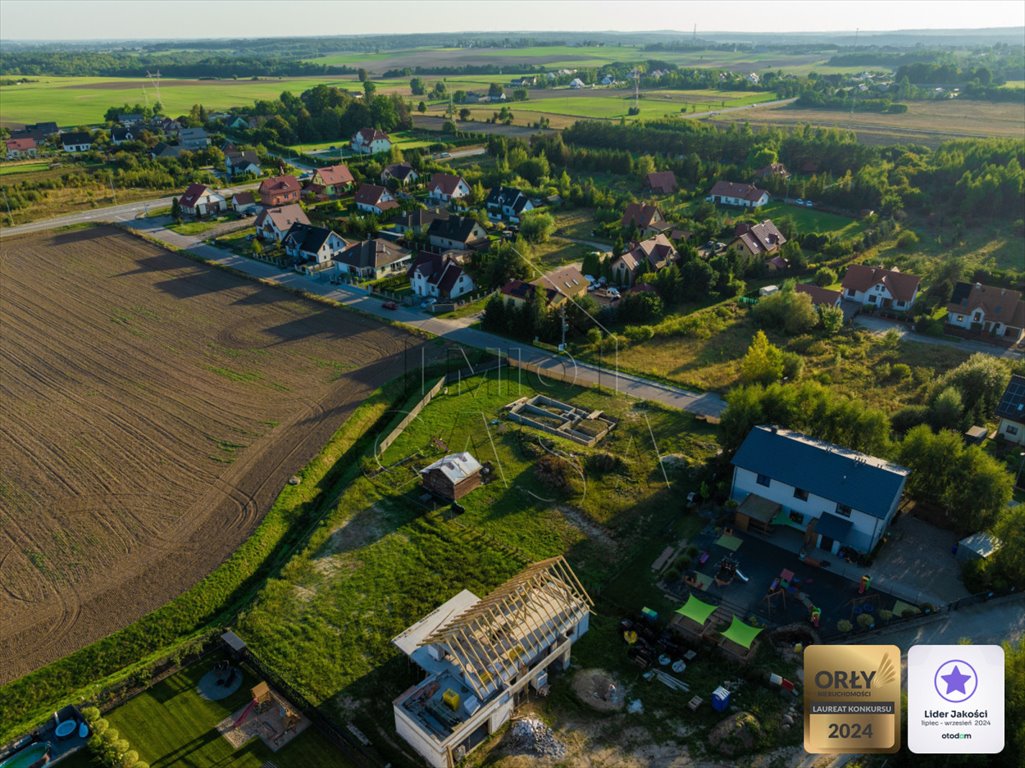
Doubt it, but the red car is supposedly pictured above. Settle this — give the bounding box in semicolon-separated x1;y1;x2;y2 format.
382;301;398;310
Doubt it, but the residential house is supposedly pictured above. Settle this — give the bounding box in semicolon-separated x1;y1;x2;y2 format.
730;219;787;259
500;279;544;307
10;122;58;143
610;234;677;287
229;116;251;130
150;142;184;160
307;164;355;198
118;113;144;126
569;78;586;88
381;162;419;186
153;117;181;136
484;186;534;223
427;215;488;251
419;452;483;501
393;558;591;768
730;425;910;555
351;127;391;155
620;203;669;237
110;127;135;146
225;150;261;178
795;284;842;308
60;131;93;152
354;183;399;215
178;183;226;217
231;191;258;215
394;207;449;236
946;281;1025;343
995;374;1025;445
179;127;210;150
530;264;588;308
754;163;790;181
427;173;471;205
841;264;920;312
5;138;37;160
646;171;678;195
706;181;769;208
282;223;348;267
767;256;789;272
335;238;412;279
255;204;311;242
599;75;616;86
408;252;475;300
258;175;302;207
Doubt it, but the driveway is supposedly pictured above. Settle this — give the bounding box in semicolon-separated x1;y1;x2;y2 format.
867;515;970;606
127;220;727;419
854;314;1024;359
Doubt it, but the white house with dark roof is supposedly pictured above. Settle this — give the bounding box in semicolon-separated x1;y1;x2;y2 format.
730;426;910;555
282;223;348;267
335;238;412;279
352;127;391;155
996;374;1025;445
706;181;769;208
484;186;534;223
408;252;475;300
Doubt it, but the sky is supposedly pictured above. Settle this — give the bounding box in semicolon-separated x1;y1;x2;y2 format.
1;0;1023;41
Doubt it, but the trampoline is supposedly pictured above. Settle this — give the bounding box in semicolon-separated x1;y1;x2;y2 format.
197;664;243;701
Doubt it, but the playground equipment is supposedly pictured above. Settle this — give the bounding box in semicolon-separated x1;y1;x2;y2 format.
713;555;740;586
859;574;872;594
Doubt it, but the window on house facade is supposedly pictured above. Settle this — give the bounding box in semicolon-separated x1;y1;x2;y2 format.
756;473;771;488
789;510;804;525
794;488;809;501
837;503;852;517
1007;424;1019;435
868;295;877;303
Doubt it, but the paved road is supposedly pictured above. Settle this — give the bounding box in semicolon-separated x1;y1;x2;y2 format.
854;314;1024;359
131;219;725;417
0;181;261;238
682;97;799;121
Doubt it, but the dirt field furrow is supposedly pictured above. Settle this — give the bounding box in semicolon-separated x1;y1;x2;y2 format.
0;226;431;682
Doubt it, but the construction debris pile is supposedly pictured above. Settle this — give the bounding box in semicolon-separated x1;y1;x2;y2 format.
507;717;566;760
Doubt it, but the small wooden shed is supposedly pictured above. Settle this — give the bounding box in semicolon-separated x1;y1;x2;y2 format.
420;452;483;501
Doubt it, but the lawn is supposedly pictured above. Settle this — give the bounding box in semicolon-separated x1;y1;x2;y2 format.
234;373;718;758
168;215;234;236
0;161;50;176
0;76;362;128
106;657;354;768
286;130;439;155
757;200;868;240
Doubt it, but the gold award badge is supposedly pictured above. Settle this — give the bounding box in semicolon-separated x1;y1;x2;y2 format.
804;644;901;754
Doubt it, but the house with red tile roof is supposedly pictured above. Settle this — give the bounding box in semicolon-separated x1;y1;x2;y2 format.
5;137;37;160
840;264;921;312
258;175;301;206
308;164;355;198
754;163;790;181
946;281;1025;343
646;171;677;195
706;181;769;209
231;191;258;215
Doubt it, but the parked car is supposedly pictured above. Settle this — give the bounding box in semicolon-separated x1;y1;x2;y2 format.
382;301;398;310
804;200;814;208
794;198;806;206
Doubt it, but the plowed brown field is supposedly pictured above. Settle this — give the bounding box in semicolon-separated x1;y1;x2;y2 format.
0;227;425;682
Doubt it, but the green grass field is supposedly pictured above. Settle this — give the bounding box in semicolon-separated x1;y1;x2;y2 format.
286;130;438;154
0;76;362;127
757;200;868;239
0;161;50;176
106;657;353;768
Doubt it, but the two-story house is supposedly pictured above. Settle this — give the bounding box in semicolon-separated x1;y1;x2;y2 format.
841;264;921;313
427;216;488;251
730;425;910;556
5;138;37;160
392;558;592;768
60;131;93;152
705;181;769;209
225;149;261;178
427;173;471;205
178;183;226;217
258;175;302;207
354;183;399;215
610;234;677;287
307;164;354;198
381;162;419;186
282;223;348;268
484;186;534;223
729;219;787;259
179;127;210;150
946;281;1025;343
408;252;475;300
620;203;669;237
255;204;311;242
995;374;1025;445
335;238;412;280
351;127;391;155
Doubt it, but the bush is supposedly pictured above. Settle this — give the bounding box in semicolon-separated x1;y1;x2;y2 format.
814;267;837;286
856;613;875;629
891;363;912;381
897;230;920;249
837;619;853;633
891;404;930;434
624;324;655;342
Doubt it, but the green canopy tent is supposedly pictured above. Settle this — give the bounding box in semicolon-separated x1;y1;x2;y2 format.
719;615;764;656
672;594;718;635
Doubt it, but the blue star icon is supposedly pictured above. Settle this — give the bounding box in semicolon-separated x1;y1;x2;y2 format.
941;665;972;695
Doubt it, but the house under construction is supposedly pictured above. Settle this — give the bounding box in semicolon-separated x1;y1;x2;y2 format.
392;557;593;768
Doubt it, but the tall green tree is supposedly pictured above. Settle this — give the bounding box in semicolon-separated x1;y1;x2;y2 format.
740;330;784;385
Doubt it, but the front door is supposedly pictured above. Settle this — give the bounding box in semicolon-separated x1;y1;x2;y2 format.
819;534;834;553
